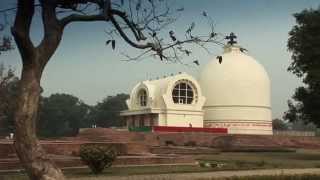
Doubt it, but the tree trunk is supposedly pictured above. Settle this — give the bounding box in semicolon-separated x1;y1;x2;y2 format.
14;61;65;180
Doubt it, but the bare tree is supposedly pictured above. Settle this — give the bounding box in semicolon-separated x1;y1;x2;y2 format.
0;0;224;179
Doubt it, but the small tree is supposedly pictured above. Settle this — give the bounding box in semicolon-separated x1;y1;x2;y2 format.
91;93;129;127
285;7;320;127
0;1;224;179
38;93;91;137
0;64;19;135
79;144;117;174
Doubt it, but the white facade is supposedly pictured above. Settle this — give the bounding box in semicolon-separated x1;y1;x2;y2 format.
199;45;272;135
121;44;273;135
120;73;206;128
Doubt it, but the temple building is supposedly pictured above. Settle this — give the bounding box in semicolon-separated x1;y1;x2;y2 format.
120;72;206;128
120;34;273;135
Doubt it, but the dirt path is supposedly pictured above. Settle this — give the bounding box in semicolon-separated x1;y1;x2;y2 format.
69;168;320;180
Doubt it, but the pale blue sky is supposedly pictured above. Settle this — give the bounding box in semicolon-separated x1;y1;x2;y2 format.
0;0;319;119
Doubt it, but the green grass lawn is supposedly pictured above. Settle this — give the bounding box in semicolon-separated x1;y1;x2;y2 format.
197;174;320;180
195;149;320;169
2;149;320;180
0;165;214;180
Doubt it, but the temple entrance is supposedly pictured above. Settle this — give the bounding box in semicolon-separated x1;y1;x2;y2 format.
125;114;158;128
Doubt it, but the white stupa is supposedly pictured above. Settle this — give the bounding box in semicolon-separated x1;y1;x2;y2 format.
199;33;272;135
121;33;272;135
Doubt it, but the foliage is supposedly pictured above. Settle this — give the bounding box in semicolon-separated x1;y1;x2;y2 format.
289;119;317;131
38;93;91;137
0;64;19;134
285;7;320;127
272;118;288;130
79;144;117;174
165;140;176;146
90;93;129;127
184;141;197;147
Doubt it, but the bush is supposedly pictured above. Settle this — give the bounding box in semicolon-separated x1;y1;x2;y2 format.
198;161;226;168
256;160;266;167
79;144;117;174
184;141;197;147
165;140;176;146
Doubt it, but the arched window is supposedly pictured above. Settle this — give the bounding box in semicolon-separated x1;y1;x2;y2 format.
172;80;196;104
138;89;147;106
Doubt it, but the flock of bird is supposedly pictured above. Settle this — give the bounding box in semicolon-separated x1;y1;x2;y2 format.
189;32;248;66
192;47;247;66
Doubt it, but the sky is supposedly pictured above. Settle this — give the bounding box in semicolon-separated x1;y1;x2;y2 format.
0;0;319;119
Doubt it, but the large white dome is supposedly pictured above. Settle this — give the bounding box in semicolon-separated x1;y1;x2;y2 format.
199;45;272;135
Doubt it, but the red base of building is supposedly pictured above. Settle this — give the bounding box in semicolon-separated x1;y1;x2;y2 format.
152;126;228;134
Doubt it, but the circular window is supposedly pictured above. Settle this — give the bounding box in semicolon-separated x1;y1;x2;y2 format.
138;89;147;106
172;80;197;104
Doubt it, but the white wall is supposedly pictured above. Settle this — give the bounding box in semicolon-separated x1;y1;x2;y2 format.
203;106;272;121
165;113;203;127
204;120;273;135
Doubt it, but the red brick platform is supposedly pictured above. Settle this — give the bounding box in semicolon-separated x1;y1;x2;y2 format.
2;128;320;170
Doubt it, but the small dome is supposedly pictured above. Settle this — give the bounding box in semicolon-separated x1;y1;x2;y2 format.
199;45;272;135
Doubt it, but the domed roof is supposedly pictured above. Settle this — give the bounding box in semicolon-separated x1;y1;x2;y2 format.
199;45;271;107
127;72;205;110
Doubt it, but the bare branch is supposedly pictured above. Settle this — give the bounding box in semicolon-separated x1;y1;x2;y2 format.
120;49;152;62
60;14;107;27
59;0;110;27
56;0;104;9
109;14;153;50
111;9;146;41
36;1;63;72
11;0;36;62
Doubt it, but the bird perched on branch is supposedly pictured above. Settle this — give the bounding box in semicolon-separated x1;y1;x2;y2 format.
240;47;248;53
193;60;200;66
169;30;176;41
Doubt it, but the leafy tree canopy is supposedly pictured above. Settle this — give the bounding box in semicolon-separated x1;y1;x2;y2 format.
284;7;320;127
38;93;91;137
272;118;289;131
91;93;129;127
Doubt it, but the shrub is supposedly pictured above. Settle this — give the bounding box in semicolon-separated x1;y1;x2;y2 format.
165;140;176;146
184;141;197;147
198;161;213;168
198;161;206;167
256;160;266;167
79;144;117;174
235;160;246;168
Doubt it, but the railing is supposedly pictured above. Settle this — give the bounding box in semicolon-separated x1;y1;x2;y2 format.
273;130;315;137
128;126;228;133
128;126;152;132
153;126;228;133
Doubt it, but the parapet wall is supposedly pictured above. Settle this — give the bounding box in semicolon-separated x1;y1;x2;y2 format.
273;130;315;137
2;128;320;159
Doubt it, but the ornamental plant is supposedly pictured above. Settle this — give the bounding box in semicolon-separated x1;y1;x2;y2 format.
79;144;117;174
